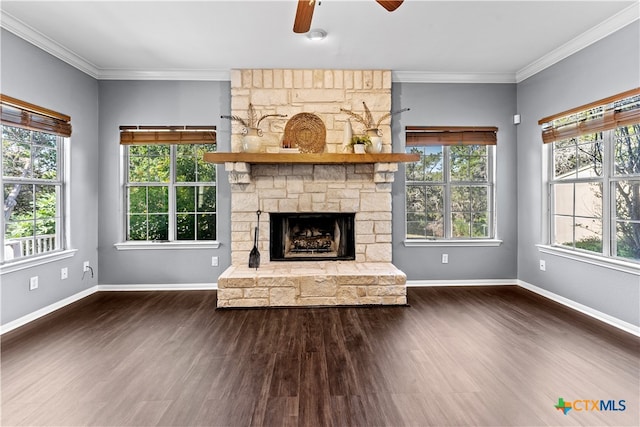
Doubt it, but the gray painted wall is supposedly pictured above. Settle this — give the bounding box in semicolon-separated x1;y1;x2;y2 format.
1;30;99;324
517;21;640;326
97;80;232;285
391;83;518;280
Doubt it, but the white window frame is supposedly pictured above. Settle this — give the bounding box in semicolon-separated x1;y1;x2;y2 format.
1;125;68;266
115;142;219;250
539;89;640;273
546;127;640;266
404;144;498;245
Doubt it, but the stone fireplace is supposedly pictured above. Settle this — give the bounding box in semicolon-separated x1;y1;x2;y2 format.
214;69;409;308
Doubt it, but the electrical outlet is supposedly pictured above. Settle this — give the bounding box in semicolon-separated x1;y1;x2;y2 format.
61;267;68;280
211;256;219;267
29;276;39;290
442;253;449;264
539;260;546;271
83;261;90;272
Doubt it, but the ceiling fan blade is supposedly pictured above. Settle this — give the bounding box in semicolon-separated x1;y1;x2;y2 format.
293;0;315;33
376;0;404;12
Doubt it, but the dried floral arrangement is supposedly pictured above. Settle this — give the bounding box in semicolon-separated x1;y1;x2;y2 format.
340;102;409;133
221;103;287;134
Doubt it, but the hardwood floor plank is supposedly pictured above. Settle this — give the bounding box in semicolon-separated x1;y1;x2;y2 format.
261;396;299;427
2;287;638;426
268;352;301;397
298;350;332;426
323;310;363;397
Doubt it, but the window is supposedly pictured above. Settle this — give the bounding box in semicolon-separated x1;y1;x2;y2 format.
405;126;497;240
542;89;640;263
1;95;70;263
121;126;217;242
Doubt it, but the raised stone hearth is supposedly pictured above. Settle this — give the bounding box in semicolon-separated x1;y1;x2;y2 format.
218;261;407;307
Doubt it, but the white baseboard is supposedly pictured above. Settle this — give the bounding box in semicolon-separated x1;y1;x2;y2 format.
407;279;516;287
98;283;218;291
517;280;640;338
1;285;98;335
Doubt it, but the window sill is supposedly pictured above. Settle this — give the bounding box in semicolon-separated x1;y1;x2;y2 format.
0;249;78;275
404;239;503;247
114;241;221;251
537;245;640;276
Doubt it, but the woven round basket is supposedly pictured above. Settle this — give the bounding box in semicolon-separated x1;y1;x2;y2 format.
283;113;326;153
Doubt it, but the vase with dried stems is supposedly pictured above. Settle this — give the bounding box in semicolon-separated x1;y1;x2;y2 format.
221;103;287;153
340;102;409;153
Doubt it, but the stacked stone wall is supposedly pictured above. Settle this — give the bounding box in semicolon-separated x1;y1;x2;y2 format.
229;69;392;154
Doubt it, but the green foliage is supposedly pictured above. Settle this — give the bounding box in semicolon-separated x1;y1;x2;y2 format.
128;214;168;241
126;144;216;241
573;236;603;253
617;237;639;259
4;185;57;238
348;135;372;147
406;144;491;239
450;145;488;181
128;145;170;182
3;126;59;246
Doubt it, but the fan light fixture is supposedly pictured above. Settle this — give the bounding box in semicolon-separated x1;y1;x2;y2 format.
306;29;327;41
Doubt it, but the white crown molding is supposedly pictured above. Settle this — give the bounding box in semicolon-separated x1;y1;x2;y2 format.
392;71;516;84
0;11;100;79
516;3;640;83
97;69;231;81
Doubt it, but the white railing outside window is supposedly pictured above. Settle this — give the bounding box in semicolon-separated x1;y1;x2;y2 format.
3;234;56;260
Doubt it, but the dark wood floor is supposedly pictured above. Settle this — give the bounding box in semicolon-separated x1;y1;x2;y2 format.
1;286;638;426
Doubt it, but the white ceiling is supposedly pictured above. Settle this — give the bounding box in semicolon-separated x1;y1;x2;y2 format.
1;0;638;83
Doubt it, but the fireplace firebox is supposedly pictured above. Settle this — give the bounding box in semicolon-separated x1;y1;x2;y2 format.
270;213;355;261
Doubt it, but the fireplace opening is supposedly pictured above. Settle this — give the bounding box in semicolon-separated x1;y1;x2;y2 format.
270;212;355;261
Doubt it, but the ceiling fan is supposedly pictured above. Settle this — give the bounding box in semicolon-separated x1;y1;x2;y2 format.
293;0;404;33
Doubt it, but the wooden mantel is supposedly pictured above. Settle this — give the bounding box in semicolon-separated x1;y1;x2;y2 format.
203;152;419;164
